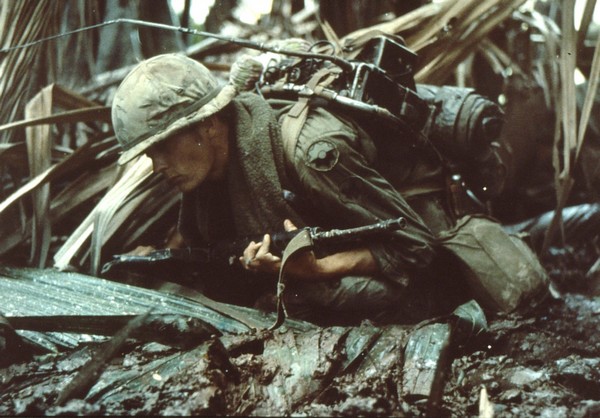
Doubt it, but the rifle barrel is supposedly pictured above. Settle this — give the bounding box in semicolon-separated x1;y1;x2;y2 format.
312;217;407;242
102;217;407;273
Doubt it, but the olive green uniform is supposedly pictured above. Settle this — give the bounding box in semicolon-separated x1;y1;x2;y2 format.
179;94;465;325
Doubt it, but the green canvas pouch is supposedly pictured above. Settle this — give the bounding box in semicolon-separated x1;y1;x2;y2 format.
437;215;550;312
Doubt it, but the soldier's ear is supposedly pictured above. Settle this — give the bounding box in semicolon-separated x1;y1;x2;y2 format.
200;116;218;139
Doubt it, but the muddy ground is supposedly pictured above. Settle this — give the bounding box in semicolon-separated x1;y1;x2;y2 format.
440;241;600;418
1;241;599;417
443;295;600;417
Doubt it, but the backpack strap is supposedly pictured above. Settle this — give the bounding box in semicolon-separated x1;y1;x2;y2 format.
271;68;340;329
280;67;341;166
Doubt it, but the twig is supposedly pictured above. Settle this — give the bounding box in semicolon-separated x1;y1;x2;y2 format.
54;311;151;406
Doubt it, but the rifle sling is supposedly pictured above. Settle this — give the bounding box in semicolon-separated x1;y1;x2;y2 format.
270;229;314;330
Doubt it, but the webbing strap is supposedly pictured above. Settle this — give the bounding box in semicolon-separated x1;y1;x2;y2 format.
269;229;314;330
272;67;339;329
281;67;340;166
269;68;340;330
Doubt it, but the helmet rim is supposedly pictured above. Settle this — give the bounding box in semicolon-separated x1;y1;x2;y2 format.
111;54;236;165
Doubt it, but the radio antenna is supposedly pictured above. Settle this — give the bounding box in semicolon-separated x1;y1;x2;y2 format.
0;18;354;71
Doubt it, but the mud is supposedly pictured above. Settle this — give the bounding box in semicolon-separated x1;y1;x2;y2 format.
1;243;599;416
443;294;600;417
439;241;600;417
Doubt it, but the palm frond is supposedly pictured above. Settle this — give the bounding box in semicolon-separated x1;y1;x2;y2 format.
0;2;62;144
340;0;528;85
576;18;600;158
541;0;594;251
54;156;154;272
576;0;598;54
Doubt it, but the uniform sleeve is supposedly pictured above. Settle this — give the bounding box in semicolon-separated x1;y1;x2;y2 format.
289;113;437;284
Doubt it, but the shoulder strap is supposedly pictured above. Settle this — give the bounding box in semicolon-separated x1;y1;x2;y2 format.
280;67;341;166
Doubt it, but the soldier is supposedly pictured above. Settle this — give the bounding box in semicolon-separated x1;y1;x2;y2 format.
111;53;529;325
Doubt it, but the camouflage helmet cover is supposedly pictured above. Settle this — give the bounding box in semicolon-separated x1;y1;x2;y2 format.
111;53;236;164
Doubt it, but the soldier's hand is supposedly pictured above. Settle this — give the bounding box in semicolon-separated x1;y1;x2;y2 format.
239;219;326;278
125;245;156;256
240;233;281;274
277;219;323;279
239;219;298;274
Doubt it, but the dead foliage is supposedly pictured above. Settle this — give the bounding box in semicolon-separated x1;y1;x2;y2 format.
0;0;596;273
0;1;600;417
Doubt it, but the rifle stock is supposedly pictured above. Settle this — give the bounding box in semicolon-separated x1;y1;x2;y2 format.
102;217;406;275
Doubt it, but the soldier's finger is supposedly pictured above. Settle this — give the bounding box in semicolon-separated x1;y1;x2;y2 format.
256;234;271;257
241;241;262;267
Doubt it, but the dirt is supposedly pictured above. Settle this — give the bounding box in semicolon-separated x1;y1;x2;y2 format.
438;241;600;418
1;243;599;416
442;294;600;417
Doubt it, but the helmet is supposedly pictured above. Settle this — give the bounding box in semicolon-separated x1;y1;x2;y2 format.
111;53;236;164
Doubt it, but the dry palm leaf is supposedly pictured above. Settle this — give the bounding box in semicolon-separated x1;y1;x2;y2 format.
415;0;528;84
559;0;578;170
0;164;117;257
0;107;111;133
542;0;592;252
0;138;112;217
0;165;57;217
339;0;527;85
515;9;561;110
0;2;62;144
406;0;464;52
100;175;180;252
319;20;344;56
576;33;600;160
25;87;52;267
50;164;119;227
477;39;527;79
89;171;177;275
0;137;116;255
119;191;180;251
22;84;109;267
1;1;102;144
341;2;442;58
576;0;598;54
54;156;153;272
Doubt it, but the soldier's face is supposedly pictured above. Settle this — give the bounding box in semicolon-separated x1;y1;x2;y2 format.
146;122;224;192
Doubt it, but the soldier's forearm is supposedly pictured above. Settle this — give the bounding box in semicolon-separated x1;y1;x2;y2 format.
296;247;379;281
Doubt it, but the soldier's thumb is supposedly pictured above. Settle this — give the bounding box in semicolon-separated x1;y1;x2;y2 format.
283;219;298;232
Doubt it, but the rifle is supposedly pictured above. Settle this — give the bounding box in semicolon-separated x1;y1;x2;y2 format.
102;217;407;275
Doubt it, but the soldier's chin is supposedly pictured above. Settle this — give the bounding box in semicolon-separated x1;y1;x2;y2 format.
170;177;189;191
177;182;193;192
176;178;202;192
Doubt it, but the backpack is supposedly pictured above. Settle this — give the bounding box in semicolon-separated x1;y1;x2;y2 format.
244;34;506;204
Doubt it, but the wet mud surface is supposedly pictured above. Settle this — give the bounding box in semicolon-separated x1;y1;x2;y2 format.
1;243;599;416
443;294;600;417
438;242;600;417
